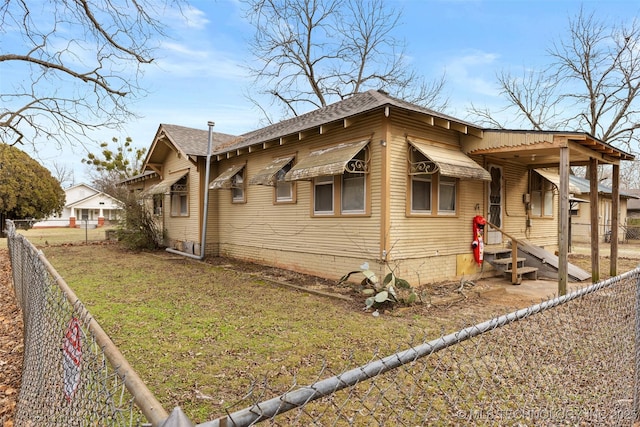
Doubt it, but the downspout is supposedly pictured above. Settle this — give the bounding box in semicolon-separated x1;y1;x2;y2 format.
166;121;215;260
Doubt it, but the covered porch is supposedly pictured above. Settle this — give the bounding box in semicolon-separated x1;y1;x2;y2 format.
462;130;635;294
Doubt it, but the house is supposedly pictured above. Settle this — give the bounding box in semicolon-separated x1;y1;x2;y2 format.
627;190;640;219
566;175;638;244
124;90;634;286
34;183;123;228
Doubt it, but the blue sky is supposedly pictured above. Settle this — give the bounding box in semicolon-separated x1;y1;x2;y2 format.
10;0;640;184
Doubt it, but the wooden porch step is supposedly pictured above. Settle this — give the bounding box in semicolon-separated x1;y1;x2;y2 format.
483;248;512;256
491;257;526;266
504;266;538;280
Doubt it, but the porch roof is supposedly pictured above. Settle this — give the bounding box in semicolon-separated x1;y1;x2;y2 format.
465;130;634;166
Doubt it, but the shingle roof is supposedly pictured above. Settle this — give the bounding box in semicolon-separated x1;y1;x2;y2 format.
159;124;237;157
213;89;480;155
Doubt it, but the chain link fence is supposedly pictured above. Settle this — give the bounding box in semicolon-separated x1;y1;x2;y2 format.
626;224;640;240
6;220;170;426
199;267;640;426
6;218;640;425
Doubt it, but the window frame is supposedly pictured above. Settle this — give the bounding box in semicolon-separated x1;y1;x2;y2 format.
407;147;459;217
311;146;370;217
410;175;432;214
231;169;246;204
530;172;555;218
170;176;189;217
313;175;334;215
152;194;163;216
438;175;457;215
274;160;296;204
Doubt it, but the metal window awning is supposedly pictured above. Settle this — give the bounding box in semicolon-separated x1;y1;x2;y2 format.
409;140;492;181
285;140;369;181
248;156;294;186
210;164;245;189
142;172;188;196
534;169;581;194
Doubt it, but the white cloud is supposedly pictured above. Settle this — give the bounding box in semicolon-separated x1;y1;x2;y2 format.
445;50;502;98
150;42;247;81
163;5;210;30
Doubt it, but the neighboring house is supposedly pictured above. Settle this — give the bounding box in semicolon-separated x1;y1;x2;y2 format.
568;176;638;244
124;90;634;284
627;190;640;219
34;183;123;228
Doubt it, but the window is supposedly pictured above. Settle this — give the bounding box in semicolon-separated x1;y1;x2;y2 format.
153;194;163;215
411;176;432;212
408;147;457;215
275;162;294;202
438;176;457;214
170;176;188;216
341;149;367;213
231;170;245;203
531;173;554;217
314;176;334;214
311;147;368;216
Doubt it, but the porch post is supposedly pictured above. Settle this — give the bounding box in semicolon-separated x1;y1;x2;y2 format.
558;146;569;296
590;158;600;282
98;208;105;227
610;163;620;276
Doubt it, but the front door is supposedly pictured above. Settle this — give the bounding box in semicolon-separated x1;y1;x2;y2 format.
487;164;503;245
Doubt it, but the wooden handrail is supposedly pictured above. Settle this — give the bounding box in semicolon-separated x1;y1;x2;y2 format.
485;221;520;285
485;221;519;244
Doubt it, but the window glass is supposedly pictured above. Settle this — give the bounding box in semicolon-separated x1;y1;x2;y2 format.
232;171;244;202
438;176;456;213
531;191;542;216
411;176;432;212
153;194;163;215
342;172;365;213
171;176;188;216
531;173;555;217
314;176;333;214
275;163;293;202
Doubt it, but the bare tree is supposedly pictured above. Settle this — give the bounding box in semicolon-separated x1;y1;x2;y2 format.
468;8;640;186
469;9;640;149
242;0;447;120
0;0;180;148
50;162;76;189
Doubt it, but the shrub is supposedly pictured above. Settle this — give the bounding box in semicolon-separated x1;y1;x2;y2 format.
116;194;163;250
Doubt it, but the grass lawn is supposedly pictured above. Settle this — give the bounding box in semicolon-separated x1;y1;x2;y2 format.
10;228;640;424
40;242;464;423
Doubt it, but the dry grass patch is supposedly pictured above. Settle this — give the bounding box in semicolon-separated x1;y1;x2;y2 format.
42;244;474;423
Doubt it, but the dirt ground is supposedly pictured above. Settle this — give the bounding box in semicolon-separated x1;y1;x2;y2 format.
0;249;21;427
1;242;639;425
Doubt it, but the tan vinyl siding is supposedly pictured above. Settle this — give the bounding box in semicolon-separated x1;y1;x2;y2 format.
385;121;488;284
214;115;384;279
160;154;201;250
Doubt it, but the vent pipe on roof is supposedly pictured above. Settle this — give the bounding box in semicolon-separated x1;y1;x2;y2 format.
166;121;215;260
